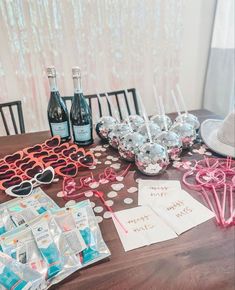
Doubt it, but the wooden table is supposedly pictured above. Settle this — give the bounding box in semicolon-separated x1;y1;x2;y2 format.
0;110;234;290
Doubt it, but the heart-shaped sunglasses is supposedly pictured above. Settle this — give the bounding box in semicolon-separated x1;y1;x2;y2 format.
5;167;55;197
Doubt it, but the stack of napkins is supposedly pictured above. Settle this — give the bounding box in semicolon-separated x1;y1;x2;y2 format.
113;180;214;252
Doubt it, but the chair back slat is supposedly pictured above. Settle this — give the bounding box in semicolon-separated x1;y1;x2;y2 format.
97;97;102;117
0;101;25;136
0;107;10;135
124;91;131;115
62;88;140;121
9;105;18;134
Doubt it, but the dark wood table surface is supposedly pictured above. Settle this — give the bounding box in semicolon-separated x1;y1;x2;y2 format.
0;109;234;290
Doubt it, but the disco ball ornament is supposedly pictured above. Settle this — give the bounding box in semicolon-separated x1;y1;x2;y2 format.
155;131;182;160
170;122;196;149
175;113;200;130
95;116;118;141
135;142;169;176
123;115;144;132
137;121;161;142
118;132;145;162
150;114;172;131
108;123;130;149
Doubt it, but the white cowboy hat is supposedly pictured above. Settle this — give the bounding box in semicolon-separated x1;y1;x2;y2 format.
200;110;235;158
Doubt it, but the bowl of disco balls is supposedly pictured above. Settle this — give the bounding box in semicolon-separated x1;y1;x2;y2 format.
137;121;161;142
170;122;196;149
135;142;169;176
108;123;131;149
95;116;118;141
174;113;200;131
150;114;172;131
118;131;145;162
155;131;182;160
123;115;144;132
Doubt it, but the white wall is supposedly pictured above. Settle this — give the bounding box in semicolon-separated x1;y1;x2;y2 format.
177;0;216;113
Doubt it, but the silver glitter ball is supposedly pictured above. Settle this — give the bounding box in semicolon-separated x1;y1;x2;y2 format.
155;131;182;160
96;116;118;141
123;115;144;132
135;142;169;176
175;113;200;130
137;121;161;142
118;132;145;162
108;123;130;149
150;114;172;131
170;122;196;149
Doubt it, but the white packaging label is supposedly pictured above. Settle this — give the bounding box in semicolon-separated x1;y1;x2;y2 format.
63;229;86;254
31;221;52;249
51;121;69;138
72;207;88;230
73;124;91;142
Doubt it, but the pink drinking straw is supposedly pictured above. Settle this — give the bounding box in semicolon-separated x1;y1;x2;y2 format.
94;191;128;234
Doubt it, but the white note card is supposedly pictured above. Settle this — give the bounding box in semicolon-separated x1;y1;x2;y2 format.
112;206;177;252
153;190;215;235
138;179;181;206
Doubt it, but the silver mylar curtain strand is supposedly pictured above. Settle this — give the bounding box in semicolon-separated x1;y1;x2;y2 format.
0;0;183;135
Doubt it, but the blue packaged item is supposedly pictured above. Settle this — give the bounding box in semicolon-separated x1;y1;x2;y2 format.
31;220;63;279
68;200;110;267
0;251;45;290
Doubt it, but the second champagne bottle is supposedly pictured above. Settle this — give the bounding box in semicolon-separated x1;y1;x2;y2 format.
70;67;93;146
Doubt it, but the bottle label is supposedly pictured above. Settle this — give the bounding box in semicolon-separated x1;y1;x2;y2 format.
73;124;91;142
51;121;69;138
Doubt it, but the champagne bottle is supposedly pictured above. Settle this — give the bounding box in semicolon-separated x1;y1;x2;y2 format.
47;66;71;142
70;67;93;146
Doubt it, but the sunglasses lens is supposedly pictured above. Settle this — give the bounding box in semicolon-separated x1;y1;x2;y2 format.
63;147;77;157
15;157;31;168
11;181;32;196
2;176;22;189
70;151;84;162
20;161;36;171
0;170;15;181
42;155;58;164
53;145;68;154
27;145;42;154
0;164;10;173
26;165;43;178
45;137;60;148
79;155;94;167
36;168;54;183
33;151;48;158
50;159;67;168
60;164;77;176
5;153;21;164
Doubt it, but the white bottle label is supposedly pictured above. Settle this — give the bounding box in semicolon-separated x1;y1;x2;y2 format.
51;121;69;138
73;124;91;142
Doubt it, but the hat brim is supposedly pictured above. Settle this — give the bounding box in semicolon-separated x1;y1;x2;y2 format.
200;119;235;158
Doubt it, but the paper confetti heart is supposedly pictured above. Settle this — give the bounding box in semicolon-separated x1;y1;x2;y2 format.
99;178;109;184
105;200;114;206
107;191;118;198
116;176;124;182
107;156;113;160
89;182;100;189
110;163;121;170
95;153;102;157
127;187;137;193
111;183;124;191
96;216;103;223
57;191;64;197
94;206;104;213
105;160;112;165
65;200;76;207
85;191;94;197
124;197;133;204
103;211;112;219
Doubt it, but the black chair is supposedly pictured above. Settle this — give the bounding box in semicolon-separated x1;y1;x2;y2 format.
0;101;25;135
62;88;140;121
